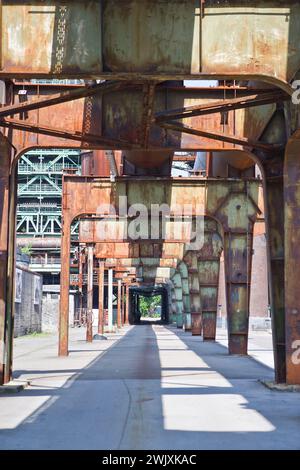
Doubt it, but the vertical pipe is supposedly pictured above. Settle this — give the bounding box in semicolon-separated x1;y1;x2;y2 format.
108;268;113;331
98;260;104;334
117;279;122;328
86;244;94;342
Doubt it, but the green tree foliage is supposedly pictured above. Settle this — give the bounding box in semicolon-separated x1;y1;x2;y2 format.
20;244;32;256
139;295;161;318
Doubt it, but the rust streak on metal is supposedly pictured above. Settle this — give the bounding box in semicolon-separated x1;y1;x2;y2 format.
140;82;156;148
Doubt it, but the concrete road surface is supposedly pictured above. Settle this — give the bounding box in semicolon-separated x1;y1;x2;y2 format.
0;324;299;450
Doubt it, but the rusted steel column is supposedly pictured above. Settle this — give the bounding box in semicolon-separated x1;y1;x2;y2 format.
210;181;260;355
125;283;130;325
198;220;223;341
86;245;94;342
171;271;183;327
0;137;15;384
59;216;71;356
117;279;122;328
4;163;17;384
284;136;300;384
198;256;220;341
170;283;177;324
223;229;253;354
108;268;113;331
177;261;191;331
121;284;125;325
185;251;202;336
263;158;286;383
98;260;105;334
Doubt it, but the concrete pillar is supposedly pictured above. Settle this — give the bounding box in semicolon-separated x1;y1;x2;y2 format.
108;268;113;331
86;245;94;342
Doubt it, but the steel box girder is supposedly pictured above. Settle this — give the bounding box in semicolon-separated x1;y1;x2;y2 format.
0;1;299;93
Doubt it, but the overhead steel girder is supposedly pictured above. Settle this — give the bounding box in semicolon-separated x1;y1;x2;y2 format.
0;1;299;93
3;81;279;154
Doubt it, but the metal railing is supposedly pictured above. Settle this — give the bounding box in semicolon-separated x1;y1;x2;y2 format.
18;163;79;173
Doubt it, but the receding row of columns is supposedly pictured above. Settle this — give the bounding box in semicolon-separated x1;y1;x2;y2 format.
84;251;131;341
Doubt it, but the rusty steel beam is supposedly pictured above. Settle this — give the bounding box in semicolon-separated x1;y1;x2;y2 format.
0;81;129;119
0;1;299;93
1;118;140;150
5;80;278;157
157;121;283;153
173;155;196;162
154;91;288;123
